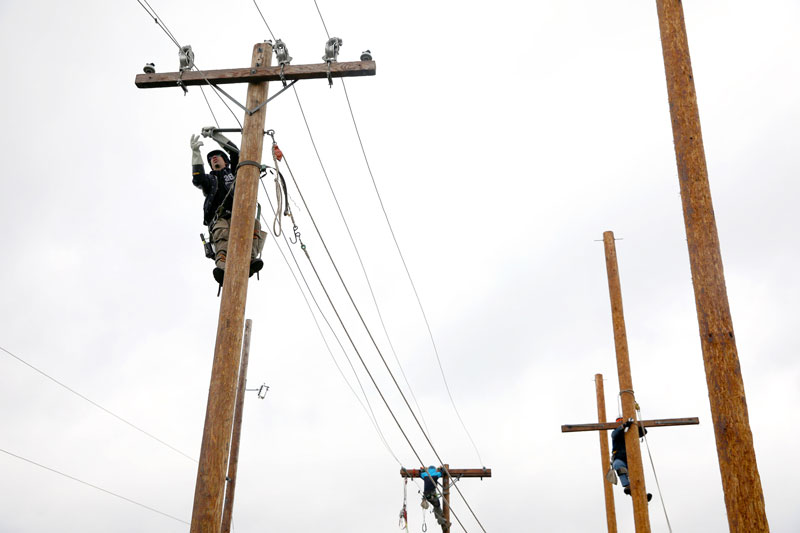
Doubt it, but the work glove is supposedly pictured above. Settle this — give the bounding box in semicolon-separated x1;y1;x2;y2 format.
190;134;203;165
623;418;634;432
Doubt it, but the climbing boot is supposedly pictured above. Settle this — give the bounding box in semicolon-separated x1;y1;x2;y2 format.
647;493;653;502
213;267;225;285
249;258;264;278
624;487;631;496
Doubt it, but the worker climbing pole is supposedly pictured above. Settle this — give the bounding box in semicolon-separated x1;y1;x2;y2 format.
191;126;267;292
134;40;376;532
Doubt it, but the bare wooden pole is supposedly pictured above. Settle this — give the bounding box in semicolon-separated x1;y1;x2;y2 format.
442;463;450;533
220;319;253;533
190;43;272;533
602;231;650;532
595;374;617;533
653;2;769;531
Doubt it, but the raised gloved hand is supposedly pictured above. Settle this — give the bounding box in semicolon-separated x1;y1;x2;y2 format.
190;134;204;165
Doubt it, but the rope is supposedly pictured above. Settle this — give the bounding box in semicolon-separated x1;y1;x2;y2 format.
636;404;673;533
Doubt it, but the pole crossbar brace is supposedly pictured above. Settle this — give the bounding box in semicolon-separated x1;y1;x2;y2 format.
135;60;376;88
400;468;492;478
561;417;699;433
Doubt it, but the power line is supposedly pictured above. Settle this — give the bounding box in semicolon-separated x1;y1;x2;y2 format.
277;152;481;531
299;4;488;527
279;220;471;533
312;0;331;39
0;446;189;525
257;175;401;464
0;345;197;463
252;0;277;41
339;78;485;466
133;0;242;129
289;85;433;436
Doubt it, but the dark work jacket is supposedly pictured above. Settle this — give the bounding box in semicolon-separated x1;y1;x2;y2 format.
192;148;239;225
421;468;442;495
611;423;647;464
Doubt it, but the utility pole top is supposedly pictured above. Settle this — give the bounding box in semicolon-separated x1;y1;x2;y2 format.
135;59;376;88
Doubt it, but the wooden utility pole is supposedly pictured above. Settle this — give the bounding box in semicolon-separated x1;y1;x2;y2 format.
653;2;768;530
595;374;617;533
135;44;376;533
220;318;253;533
602;230;650;532
401;466;491;533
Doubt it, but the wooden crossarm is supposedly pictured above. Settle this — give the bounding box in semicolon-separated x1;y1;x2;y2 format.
561;416;699;433
135;60;376;88
400;468;492;478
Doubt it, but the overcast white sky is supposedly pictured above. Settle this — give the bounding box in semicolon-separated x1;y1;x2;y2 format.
1;0;798;531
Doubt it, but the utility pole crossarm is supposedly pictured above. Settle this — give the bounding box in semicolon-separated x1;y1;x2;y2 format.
400;468;492;478
135;60;376;88
561;417;699;433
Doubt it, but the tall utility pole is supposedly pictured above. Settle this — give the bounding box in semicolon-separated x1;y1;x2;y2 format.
595;374;617;533
188;44;271;533
220;318;253;533
401;466;492;533
135;43;376;533
653;2;769;530
602;231;650;533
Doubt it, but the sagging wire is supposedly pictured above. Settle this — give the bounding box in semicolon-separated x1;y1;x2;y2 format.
289;84;433;438
132;0;242;128
0;446;189;525
304;5;487;529
0;345;197;463
265;134;473;532
341;76;484;467
257;169;403;468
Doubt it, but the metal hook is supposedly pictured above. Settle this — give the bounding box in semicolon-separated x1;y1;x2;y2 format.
290;224;299;245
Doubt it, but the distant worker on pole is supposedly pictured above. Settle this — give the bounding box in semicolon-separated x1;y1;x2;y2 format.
611;417;652;502
420;465;449;530
190;127;266;286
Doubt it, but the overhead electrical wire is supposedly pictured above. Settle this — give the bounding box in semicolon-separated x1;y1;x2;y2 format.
252;0;277;41
256;175;401;464
261;189;471;532
133;0;242;128
0;345;197;463
0;446;189;525
246;0;433;441
304;3;487;529
339;79;484;466
276;151;484;531
289;85;432;436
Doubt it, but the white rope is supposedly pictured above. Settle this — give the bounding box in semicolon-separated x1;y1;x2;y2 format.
636;405;673;533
